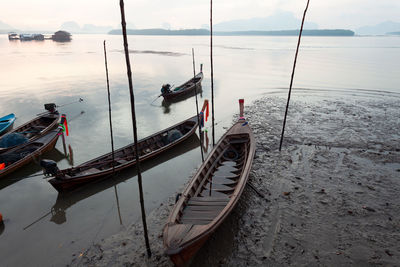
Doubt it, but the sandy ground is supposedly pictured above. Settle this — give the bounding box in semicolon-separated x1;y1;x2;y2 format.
73;94;400;266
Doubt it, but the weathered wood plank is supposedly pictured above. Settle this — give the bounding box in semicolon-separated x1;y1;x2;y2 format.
184;205;224;212
190;196;230;202
180;218;213;225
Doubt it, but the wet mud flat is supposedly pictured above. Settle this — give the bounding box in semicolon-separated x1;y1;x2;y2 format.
75;94;400;266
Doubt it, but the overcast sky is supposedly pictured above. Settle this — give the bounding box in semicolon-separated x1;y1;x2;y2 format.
1;0;399;30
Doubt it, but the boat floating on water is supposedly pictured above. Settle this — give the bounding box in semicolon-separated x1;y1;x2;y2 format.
163;99;255;266
0;117;64;178
161;64;203;102
0;113;16;136
0;104;60;153
42;115;200;192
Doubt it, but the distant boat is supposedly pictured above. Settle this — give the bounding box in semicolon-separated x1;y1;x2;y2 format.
0;114;16;136
161;64;203;101
8;32;19;40
19;33;44;41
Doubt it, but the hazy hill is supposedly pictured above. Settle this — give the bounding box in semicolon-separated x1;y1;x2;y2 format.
356;21;400;35
213;11;318;31
109;29;209;35
108;28;354;36
0;20;15;32
60;21;113;34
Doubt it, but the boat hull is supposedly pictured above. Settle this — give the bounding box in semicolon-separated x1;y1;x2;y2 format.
0;113;16;136
164;118;255;265
162;72;203;101
0;129;60;178
0;111;60;153
48;116;199;191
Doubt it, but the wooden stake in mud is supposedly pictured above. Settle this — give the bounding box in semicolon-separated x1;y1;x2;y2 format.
210;0;216;147
103;40;115;174
119;0;151;258
279;0;310;151
192;48;204;162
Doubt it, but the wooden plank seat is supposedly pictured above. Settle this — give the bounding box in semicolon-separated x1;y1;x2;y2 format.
187;196;230;205
180;196;230;225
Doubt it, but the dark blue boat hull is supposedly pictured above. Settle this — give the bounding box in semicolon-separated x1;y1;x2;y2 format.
0;113;16;136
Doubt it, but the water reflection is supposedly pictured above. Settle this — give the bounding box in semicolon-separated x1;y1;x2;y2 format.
49;134;200;225
111;49;186;57
200;130;210;153
0;221;4;236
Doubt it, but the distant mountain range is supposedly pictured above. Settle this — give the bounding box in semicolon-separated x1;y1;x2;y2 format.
1;16;399;35
60;21;113;34
213;11;318;31
109;29;354;36
0;20;15;33
356;21;400;35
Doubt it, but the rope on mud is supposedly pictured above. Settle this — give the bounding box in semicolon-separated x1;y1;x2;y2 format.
279;0;311;151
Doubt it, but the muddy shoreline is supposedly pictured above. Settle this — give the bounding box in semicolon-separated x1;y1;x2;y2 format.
74;95;400;266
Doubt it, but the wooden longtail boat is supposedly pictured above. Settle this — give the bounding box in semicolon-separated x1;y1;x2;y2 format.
0;104;60;152
0;128;61;178
0;113;16;136
48;135;201;225
163;99;255;266
45;115;199;192
161;65;203;101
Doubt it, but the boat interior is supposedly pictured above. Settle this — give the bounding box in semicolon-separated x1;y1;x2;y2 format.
176;133;250;225
62;118;197;177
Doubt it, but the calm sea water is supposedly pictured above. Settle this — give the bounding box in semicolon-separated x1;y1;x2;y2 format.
0;34;399;266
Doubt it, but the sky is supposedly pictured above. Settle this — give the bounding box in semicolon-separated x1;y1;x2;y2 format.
1;0;399;31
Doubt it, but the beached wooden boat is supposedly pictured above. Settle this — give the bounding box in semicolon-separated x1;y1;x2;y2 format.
0;104;60;152
0;128;61;178
0;113;16;136
163;100;255;266
45;115;199;192
161;65;203;101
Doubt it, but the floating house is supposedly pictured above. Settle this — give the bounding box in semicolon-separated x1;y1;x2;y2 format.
52;31;72;42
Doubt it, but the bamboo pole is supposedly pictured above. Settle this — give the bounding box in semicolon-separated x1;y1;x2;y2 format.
279;0;310;151
192;48;204;162
210;0;215;146
103;40;115;174
119;0;151;258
